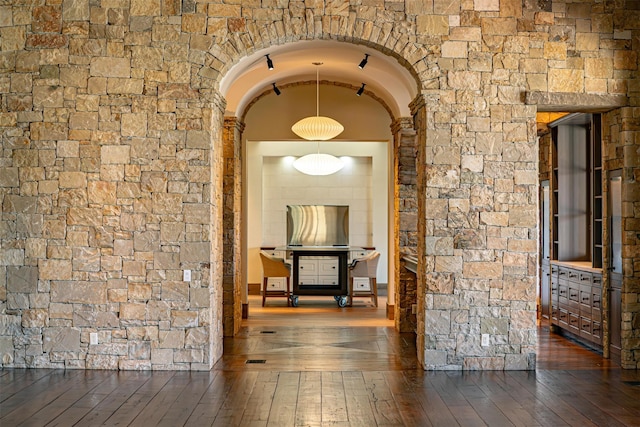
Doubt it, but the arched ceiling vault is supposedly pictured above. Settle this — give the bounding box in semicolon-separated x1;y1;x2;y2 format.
220;40;419;119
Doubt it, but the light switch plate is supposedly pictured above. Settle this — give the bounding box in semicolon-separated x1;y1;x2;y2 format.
183;270;191;281
90;332;98;345
481;334;490;346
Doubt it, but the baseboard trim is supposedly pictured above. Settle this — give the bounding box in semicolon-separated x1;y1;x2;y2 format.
248;283;261;295
242;303;249;319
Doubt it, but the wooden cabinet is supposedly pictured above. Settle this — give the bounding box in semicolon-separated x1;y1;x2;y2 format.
297;257;340;286
550;263;602;346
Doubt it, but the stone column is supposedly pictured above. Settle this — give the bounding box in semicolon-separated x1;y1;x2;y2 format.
202;89;227;366
392;117;418;331
222;117;244;337
410;94;428;368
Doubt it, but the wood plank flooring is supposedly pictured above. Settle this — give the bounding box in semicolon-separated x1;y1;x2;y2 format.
2;295;640;426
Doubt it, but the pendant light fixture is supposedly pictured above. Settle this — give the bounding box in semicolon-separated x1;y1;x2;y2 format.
293;144;344;176
291;62;344;141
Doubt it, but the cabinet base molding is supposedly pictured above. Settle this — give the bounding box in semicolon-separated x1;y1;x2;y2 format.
386;303;394;320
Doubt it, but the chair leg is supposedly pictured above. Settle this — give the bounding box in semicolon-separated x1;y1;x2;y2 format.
348;276;354;307
262;277;267;307
371;278;378;307
286;277;291;307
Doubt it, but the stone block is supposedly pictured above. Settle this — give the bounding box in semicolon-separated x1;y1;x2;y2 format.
171;310;198;328
481;17;516;35
549;68;584;93
162;281;189;301
51;281;107;304
22;309;49;328
86;354;119;369
174;349;202;363
107;78;144;94
185;327;208;348
585;58;613;79
59;171;87;189
416;15;448;35
154;252;179;270
33;85;63;108
423;349;448;368
90;57;130;78
190;288;210;308
43;327;80;352
68;208;102;227
57;140;79;158
62;0;89;20
153;193;182;214
508;205;536;227
425;310;451;335
447;71;481;90
435;256;462;274
121;303;146;320
179;242;210;263
463;357;505;370
151;348;173;364
122;261;146;277
131;0;161;16
72;247;101;272
463;262;503;279
576;33;599;51
7;266;38;293
425;272;454;294
69;112;98;130
133;231;160;252
129;283;152;301
101;145;130;164
158;329;185;349
88;181;117;205
0;168;19;187
39;260;72;280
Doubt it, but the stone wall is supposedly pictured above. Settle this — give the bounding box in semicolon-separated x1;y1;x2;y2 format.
602;107;640;369
1;0;639;370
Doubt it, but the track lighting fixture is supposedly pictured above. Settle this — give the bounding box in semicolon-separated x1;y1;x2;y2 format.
356;83;366;96
358;53;370;69
272;82;281;96
265;54;274;70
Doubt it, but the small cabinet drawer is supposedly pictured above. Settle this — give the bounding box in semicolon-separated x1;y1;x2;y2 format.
353;278;371;291
298;275;318;286
579;272;592;284
264;250;286;259
318;259;339;274
298;260;318;274
266;277;286;291
579;285;592;308
568;312;580;331
318;276;339;286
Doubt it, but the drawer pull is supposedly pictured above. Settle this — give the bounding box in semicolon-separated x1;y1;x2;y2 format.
570;318;578;325
582;296;589;301
569;272;577;278
581;276;590;282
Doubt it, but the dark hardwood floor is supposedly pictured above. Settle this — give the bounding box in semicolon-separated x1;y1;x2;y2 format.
2;296;640;426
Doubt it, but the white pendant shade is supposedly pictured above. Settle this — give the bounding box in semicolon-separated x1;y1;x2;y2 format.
291;62;344;141
293;153;344;176
291;116;344;141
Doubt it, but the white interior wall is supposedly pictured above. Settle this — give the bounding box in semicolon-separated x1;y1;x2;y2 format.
246;140;389;285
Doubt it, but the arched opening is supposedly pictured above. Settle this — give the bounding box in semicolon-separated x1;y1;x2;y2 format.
217;39;422;349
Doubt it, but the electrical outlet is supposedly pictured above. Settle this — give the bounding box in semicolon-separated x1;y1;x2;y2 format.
183;270;191;281
481;334;490;347
90;333;98;345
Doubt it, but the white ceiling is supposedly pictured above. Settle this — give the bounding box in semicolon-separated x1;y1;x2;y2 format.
220;40;419;118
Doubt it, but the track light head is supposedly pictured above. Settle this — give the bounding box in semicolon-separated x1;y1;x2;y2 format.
272;82;281;96
358;53;370;69
356;83;366;96
265;54;274;70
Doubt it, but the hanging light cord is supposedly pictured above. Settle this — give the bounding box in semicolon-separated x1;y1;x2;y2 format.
315;65;320;117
